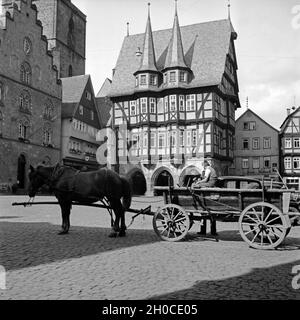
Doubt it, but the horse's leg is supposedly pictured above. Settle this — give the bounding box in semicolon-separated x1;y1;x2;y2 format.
210;215;218;236
119;200;126;237
58;202;71;235
113;199;126;237
108;199;121;238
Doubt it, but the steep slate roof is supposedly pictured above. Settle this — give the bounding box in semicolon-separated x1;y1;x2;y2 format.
96;97;113;127
61;74;90;103
280;107;300;131
61;74;90;118
136;9;158;74
164;6;189;70
61;102;77;118
96;78;112;98
109;19;235;97
236;108;279;132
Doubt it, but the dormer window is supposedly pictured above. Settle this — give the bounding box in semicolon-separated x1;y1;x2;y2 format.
149;74;157;86
140;75;147;85
135;77;139;87
180;71;187;82
169;71;176;82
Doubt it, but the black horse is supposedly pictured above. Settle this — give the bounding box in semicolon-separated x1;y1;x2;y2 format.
28;164;132;237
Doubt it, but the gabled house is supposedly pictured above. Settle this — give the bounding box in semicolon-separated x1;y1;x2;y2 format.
61;75;102;170
230;108;279;177
279;107;300;189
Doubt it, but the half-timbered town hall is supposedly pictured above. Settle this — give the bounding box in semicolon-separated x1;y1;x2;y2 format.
108;4;241;193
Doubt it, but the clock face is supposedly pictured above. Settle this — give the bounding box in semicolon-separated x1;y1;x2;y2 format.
23;37;32;55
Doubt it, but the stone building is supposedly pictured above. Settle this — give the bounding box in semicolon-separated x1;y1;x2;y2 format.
32;0;86;78
279;107;300;190
61;74;102;170
0;0;61;190
230;108;279;178
107;4;241;193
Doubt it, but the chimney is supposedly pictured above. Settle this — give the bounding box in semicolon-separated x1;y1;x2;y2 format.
287;108;291;116
112;68;116;78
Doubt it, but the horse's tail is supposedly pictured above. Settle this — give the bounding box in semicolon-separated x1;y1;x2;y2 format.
120;176;132;210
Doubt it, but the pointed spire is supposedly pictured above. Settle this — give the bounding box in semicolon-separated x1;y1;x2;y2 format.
227;0;231;20
137;3;158;73
164;0;189;70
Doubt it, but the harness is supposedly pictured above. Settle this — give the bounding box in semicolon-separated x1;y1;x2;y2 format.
46;165;79;194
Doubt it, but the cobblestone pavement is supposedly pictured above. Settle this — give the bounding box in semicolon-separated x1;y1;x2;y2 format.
0;195;300;300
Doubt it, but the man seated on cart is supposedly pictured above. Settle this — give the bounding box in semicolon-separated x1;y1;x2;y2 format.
192;160;218;189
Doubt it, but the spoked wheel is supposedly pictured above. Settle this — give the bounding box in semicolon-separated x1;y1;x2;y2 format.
153;204;190;242
238;202;289;250
287;207;299;235
285;207;295;237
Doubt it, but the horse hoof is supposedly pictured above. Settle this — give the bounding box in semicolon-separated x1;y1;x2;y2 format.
58;230;68;235
118;231;126;237
108;232;118;238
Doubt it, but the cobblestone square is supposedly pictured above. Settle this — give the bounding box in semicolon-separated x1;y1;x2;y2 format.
0;195;300;300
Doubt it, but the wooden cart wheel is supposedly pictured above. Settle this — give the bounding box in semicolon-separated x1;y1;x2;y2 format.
238;202;288;250
153;204;190;242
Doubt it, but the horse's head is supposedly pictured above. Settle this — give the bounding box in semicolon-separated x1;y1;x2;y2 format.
28;165;50;198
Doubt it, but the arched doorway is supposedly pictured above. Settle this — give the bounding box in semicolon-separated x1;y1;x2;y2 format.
17;154;26;188
153;170;174;195
126;169;147;196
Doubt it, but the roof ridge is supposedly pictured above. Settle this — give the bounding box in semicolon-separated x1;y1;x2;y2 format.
280;106;300;129
236;108;279;132
125;18;231;38
110;18;237;97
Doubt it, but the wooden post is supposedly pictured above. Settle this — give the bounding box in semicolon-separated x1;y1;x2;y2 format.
282;192;291;214
199;218;207;235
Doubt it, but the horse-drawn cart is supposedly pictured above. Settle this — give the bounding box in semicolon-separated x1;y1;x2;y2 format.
12;164;300;250
152;176;300;250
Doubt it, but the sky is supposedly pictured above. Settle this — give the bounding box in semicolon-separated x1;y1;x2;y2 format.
71;0;300;129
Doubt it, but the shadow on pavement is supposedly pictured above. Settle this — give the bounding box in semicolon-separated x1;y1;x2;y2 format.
185;229;300;250
0;221;159;271
148;259;300;300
